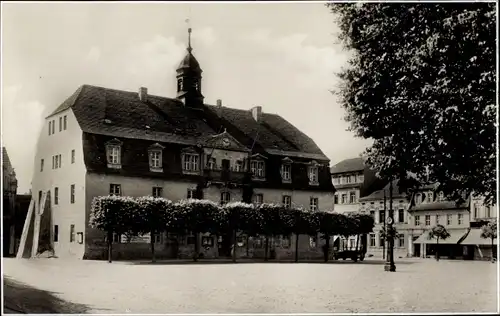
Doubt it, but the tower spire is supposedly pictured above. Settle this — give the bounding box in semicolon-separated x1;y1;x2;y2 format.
185;18;192;53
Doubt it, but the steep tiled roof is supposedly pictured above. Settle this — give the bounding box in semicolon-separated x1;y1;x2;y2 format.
2;147;13;171
50;85;329;160
359;179;407;202
411;200;470;211
330;157;365;174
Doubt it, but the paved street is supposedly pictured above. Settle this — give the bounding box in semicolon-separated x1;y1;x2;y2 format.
3;258;498;313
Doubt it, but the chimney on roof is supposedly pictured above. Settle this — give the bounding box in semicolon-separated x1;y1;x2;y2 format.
251;106;262;123
139;87;148;102
216;99;222;107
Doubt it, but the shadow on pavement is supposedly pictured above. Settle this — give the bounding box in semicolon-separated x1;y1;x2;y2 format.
3;276;93;314
128;259;417;266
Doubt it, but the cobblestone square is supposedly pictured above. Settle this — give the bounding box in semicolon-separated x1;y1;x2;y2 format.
3;258;498;313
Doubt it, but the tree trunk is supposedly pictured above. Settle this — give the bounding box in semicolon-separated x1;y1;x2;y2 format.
150;230;156;263
492;238;495;263
324;234;330;262
232;229;237;263
294;233;299;263
436;237;440;261
107;230;113;263
193;232;199;262
264;236;269;261
246;235;249;258
355;234;360;252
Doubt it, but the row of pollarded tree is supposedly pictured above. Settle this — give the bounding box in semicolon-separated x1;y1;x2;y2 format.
90;196;375;263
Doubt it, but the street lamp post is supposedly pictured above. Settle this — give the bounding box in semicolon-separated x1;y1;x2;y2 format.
384;179;396;272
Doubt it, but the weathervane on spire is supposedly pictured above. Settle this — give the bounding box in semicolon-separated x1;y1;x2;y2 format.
185;17;192;53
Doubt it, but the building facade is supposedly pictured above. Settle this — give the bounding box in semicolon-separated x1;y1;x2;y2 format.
359;180;411;258
30;29;335;260
3;147;18;256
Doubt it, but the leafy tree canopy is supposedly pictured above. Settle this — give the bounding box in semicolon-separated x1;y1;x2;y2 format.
328;2;496;204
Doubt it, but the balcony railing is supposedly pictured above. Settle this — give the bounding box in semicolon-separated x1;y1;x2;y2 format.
203;167;247;183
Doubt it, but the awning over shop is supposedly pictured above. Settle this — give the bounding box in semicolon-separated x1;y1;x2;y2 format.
460;228;497;246
413;229;469;245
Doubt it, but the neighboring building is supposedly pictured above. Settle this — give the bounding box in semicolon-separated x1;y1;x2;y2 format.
409;184;471;259
30;28;334;260
330;157;385;251
359;180;410;258
2;147;18;256
460;196;497;261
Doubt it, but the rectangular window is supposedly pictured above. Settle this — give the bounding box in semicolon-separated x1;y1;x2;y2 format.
63;115;67;130
40;159;44;172
427;192;433;203
59;154;62;168
369;233;376;247
370;210;375;221
107;146;121;165
59;117;62;132
350;175;356;183
458;214;463;225
235;160;243;172
379;235;384;248
149;150;162;169
486;206;491;218
152;187;163;198
310;197;319;211
349;191;356;204
70;184;75;204
399;234;405;248
206;157;216;169
380;210;385;224
70;224;75;242
281;164;291;181
49;121;52;135
51;120;55;134
54;225;59;242
345;175;351;184
54;187;59;205
251;160;265;178
220;191;230;205
71;150;75;164
308;166;319;184
52;156;55;169
425;215;431;226
187;188;196;199
474;205;479;219
253;193;263;205
110;184;121;196
358;174;364;183
283;195;292;208
415;215;420;226
55;155;59;169
334;194;339;204
447;214;452;225
341;194;348;204
398;209;404;223
183;154;199;171
436;215;440;224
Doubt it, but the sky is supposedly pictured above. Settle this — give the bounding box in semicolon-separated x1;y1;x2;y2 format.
1;2;372;194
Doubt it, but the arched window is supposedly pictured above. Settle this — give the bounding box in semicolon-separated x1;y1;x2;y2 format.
177;78;184;92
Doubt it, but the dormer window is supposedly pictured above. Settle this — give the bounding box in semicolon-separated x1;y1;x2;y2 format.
148;143;165;172
438;191;444;201
182;147;200;174
250;154;267;179
308;161;319;185
415;193;422;204
281;158;292;183
106;139;123;169
427;192;434;203
358;174;364;183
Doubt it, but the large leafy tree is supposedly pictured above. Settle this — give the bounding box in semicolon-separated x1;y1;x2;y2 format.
428;224;451;261
328;3;496;204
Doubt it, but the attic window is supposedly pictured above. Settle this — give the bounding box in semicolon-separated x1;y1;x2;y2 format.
250;160;265;179
281;163;291;183
148;143;165;172
308;164;319;186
